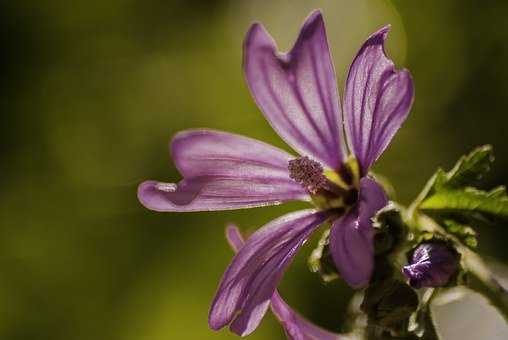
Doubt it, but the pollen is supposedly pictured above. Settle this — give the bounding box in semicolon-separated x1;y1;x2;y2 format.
288;156;326;194
155;182;178;192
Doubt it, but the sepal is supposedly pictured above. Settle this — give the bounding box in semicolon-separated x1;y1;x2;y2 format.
361;277;419;335
372;204;408;256
308;229;340;283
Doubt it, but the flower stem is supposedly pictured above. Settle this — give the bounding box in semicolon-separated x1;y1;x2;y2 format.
461;248;508;322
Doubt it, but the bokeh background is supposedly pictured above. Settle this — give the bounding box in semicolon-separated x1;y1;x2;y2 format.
1;0;508;339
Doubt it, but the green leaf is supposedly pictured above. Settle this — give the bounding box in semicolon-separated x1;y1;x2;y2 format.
486;185;507;198
441;219;478;249
411;146;494;208
420;186;508;220
440;145;494;189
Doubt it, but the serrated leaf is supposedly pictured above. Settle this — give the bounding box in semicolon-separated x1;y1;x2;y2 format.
411;146;494;208
464;236;478;248
420;186;508;219
441;145;494;189
441;219;478;249
486;186;506;198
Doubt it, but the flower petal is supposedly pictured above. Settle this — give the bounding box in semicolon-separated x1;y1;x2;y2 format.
343;26;414;175
138;129;308;212
329;208;371;289
225;225;341;340
270;292;341;340
356;177;389;230
209;210;328;336
330;177;388;288
171;129;296;179
225;224;244;252
244;10;345;169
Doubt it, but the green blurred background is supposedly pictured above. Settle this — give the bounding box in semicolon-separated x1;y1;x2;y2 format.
1;0;508;339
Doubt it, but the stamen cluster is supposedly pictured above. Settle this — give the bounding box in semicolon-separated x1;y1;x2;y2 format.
288;156;326;194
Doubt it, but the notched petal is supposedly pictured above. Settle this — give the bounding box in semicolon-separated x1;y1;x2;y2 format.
209;210;328;336
344;26;414;174
137;176;307;212
330;208;374;289
222;224;340;340
138;129;310;212
244;10;345;169
329;178;388;288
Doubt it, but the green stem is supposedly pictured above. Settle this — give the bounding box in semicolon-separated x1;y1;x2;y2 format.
420;307;440;340
462;249;508;322
418;289;441;340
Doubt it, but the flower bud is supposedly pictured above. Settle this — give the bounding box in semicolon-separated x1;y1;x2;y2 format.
402;241;460;288
361;278;419;333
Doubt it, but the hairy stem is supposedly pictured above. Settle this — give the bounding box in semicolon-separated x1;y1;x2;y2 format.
462;249;508;322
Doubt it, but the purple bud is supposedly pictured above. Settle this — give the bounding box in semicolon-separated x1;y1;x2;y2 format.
402;242;460;288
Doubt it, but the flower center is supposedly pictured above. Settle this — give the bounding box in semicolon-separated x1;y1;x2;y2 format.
288;156;360;210
288;156;326;194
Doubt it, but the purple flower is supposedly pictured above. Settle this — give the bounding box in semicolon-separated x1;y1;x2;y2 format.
225;225;341;340
402;242;460;289
138;9;413;336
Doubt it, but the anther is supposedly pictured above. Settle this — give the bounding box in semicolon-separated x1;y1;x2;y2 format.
288;156;326;194
155;182;177;192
